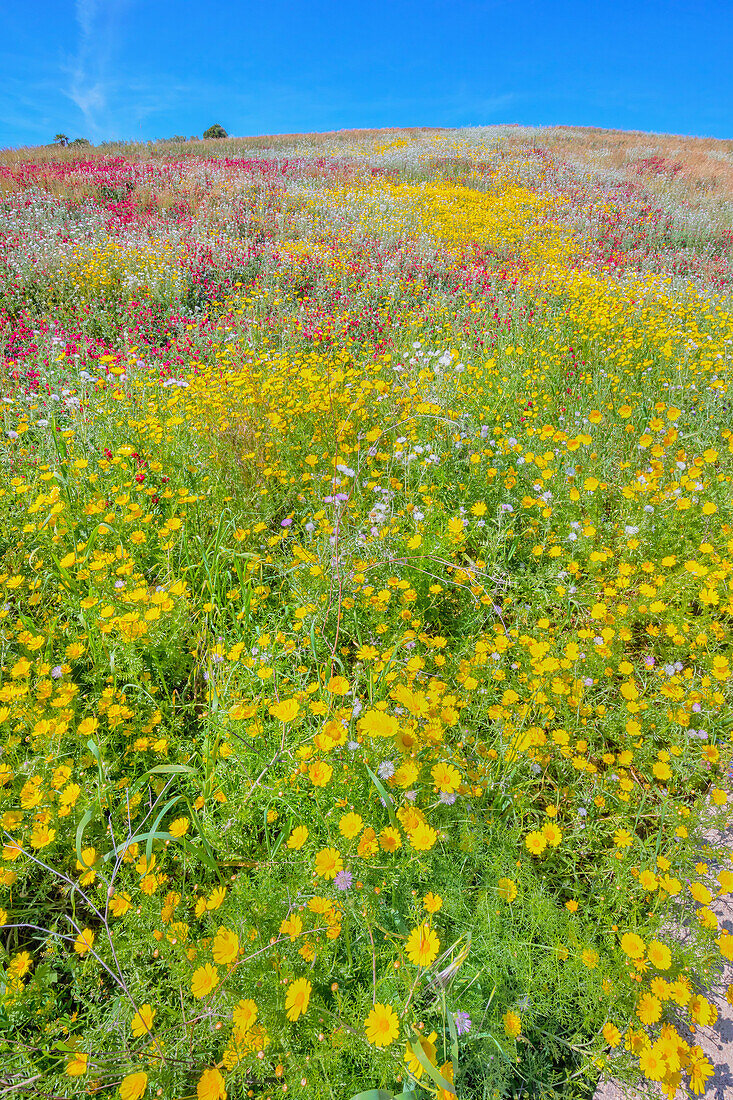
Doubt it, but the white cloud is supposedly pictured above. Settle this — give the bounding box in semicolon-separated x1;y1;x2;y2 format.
65;0;129;139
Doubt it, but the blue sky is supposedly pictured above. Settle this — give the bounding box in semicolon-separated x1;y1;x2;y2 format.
1;0;731;147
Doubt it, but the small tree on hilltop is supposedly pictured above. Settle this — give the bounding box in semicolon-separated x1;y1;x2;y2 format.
203;123;227;139
54;133;69;146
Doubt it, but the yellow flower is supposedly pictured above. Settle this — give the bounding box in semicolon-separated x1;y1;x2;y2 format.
169;817;190;837
602;1023;621;1048
405;923;440;967
357;827;378;858
130;1003;155;1037
409;822;438;851
650;976;671;1002
525;831;547;856
636;994;662;1025
364;1002;399;1047
656;1025;685;1071
110;892;133;917
658;874;681;896
620;932;645;960
647;940;672;970
314;847;343;879
423;892;443;913
503;1011;522;1038
431;762;461;793
689;882;713;905
405;1031;438;1078
689;995;717;1027
74;928;95;956
206;886;227;910
582;949;599;970
357;709;400;738
338;812;364;839
197;1066;227;1100
30;824;56;849
212;926;239;965
437;1060;457;1100
717;932;733;961
280;913;303;940
65;1052;88;1076
497;877;518;903
379;826;402;852
191;963;219;999
284;977;312;1022
639;1043;667;1082
688;1047;714;1095
8;951;32;978
718;870;733;894
542;822;562;847
233;999;258;1031
325;675;350;695
308;760;333;787
269;698;300;723
669;979;692;1006
118;1071;148;1100
287;825;309;849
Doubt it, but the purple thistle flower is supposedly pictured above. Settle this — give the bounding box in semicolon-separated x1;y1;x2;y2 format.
451;1007;468;1034
334;870;353;892
453;1011;472;1036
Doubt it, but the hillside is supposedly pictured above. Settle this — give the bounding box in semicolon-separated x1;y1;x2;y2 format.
0;125;732;1100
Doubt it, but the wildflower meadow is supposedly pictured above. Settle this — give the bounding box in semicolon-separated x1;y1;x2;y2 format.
1;126;732;1100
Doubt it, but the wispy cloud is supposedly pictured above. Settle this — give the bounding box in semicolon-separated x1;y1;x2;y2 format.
68;0;105;134
65;0;130;140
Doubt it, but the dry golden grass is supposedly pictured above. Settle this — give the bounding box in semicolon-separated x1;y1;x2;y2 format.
525;125;733;202
0;127;448;165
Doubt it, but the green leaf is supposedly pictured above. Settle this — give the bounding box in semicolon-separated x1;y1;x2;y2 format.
365;764;400;831
408;1030;456;1095
105;830;176;863
86;737;105;776
349;1091;394;1100
146;764;197;776
447;1003;459;1076
50;553;77;592
184;798;224;882
208;672;220;713
181;838;220;876
74;808;95;869
146;794;184;864
131;763;197;795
